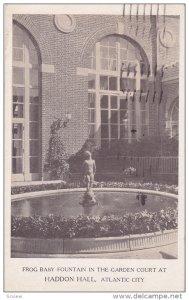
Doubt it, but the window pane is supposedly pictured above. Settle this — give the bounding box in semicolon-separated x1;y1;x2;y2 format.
100;59;109;70
120;78;128;92
13;104;24;118
101;110;108;123
120;98;128;109
13;87;24;103
172;125;178;137
88;74;96;89
30;123;39;139
30;69;39;87
30;140;39;156
13;67;24;84
108;36;117;46
141;79;148;93
140;96;146;110
12;140;23;156
120;49;127;60
110;96;117;109
119;38;128;48
100;37;109;46
109;47;116;59
127;48;137;61
128;78;136;91
141;125;148;137
130;100;135;110
13;47;23;62
88;124;95;139
120;110;128;123
29;49;38;64
101;125;108;138
100;76;108;90
109;77;117;90
131;125;137;136
120;125;129;138
88;109;95;123
172;106;178;121
109;59;117;71
131;110;136;124
30;104;39;121
13;32;24;48
120;78;136;92
88;93;95;108
100;46;108;58
12;158;22;174
110;110;118;123
12;124;23;139
28;39;36;51
85;56;95;69
141;111;146;124
100;95;108;108
30;157;39;173
111;125;118;138
30;89;39;103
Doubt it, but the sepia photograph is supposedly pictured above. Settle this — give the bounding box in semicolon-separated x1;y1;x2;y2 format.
4;3;185;293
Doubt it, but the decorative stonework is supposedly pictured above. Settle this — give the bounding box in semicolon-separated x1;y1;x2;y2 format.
54;15;76;33
159;28;175;48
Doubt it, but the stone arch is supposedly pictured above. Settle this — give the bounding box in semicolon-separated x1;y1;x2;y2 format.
80;26;150;68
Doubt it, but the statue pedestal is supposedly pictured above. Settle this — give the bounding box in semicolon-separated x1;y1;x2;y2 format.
79;189;97;207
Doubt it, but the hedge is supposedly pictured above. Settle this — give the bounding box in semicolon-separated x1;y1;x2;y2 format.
11;207;178;239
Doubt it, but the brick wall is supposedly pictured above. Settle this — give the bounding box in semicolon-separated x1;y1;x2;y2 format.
13;14;179;178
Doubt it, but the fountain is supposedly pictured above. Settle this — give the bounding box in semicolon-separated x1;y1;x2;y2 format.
79;151;97;208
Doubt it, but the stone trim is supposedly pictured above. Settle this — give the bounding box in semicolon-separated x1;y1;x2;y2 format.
11;188;178;201
41;64;55;73
11;230;177;254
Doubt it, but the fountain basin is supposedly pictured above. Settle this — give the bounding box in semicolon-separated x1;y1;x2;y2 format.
11;188;178;255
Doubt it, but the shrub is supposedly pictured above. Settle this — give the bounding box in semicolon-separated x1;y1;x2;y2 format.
11;182;67;195
97;136;178;157
122;167;137;178
11;207;178;239
44;121;70;180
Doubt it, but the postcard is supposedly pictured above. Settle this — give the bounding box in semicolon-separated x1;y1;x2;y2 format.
4;3;185;292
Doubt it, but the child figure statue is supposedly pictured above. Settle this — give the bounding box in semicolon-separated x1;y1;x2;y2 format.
82;151;96;191
80;151;97;207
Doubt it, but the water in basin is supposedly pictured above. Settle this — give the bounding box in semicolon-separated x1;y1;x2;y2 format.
11;191;177;218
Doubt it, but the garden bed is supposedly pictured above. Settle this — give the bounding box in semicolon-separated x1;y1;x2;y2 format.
12;207;178;239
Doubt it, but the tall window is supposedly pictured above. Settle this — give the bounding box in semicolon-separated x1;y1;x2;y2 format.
12;23;40;181
170;101;178;138
86;35;149;148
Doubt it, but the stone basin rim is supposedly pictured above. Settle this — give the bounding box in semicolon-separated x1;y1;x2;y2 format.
11;229;178;255
11;188;178;202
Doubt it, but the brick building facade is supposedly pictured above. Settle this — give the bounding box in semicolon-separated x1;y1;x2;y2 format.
12;14;179;181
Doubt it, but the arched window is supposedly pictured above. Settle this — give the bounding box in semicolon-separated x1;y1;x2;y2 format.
86;35;149;148
170;101;179;138
12;23;41;181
